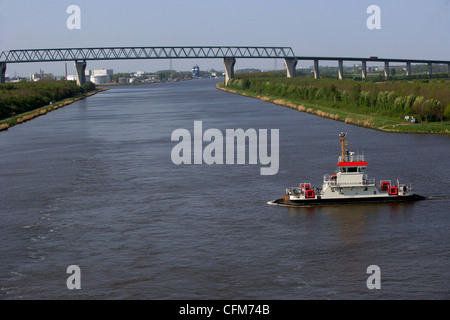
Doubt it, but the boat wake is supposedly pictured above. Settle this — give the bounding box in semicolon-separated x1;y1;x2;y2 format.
426;195;450;200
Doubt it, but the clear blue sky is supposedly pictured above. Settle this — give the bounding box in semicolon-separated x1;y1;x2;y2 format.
1;0;449;77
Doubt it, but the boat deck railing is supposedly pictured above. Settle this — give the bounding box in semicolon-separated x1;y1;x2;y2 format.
338;153;365;163
377;182;413;194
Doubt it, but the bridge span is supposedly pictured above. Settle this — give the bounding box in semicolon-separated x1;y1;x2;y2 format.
296;56;450;80
0;46;295;85
0;46;449;84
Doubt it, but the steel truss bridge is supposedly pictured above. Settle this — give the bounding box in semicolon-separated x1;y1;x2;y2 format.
0;46;449;84
0;46;295;63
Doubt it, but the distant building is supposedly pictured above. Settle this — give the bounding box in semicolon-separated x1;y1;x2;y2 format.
92;74;111;84
192;65;200;78
86;69;113;76
68;74;91;82
31;69;53;81
85;69;113;83
9;76;25;82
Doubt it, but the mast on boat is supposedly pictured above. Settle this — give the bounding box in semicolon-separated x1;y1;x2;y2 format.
339;132;349;162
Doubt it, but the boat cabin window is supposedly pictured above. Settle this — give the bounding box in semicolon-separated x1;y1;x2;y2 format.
340;166;365;173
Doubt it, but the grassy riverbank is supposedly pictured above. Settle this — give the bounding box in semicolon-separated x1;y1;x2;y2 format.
217;75;450;134
0;86;107;131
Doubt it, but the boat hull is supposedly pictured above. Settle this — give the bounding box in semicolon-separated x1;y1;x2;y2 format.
270;194;426;207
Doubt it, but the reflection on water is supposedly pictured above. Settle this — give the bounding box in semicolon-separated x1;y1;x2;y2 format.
0;79;449;299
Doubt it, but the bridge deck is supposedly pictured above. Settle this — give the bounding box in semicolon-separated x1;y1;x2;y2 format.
0;46;296;63
0;47;448;65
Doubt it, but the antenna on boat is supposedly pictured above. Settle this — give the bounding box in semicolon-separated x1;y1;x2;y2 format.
339;132;349;162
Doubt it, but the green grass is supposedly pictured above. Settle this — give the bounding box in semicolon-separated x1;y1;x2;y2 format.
216;82;449;134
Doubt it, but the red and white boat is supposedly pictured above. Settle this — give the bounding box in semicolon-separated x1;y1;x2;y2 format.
270;133;425;206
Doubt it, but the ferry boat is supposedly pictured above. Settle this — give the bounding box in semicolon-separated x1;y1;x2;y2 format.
269;133;425;207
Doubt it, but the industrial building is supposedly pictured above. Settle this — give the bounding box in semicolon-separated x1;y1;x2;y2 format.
85;69;113;84
192;65;200;78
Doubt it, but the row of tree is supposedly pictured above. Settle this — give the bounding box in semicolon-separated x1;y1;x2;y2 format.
226;77;450;122
0;80;95;120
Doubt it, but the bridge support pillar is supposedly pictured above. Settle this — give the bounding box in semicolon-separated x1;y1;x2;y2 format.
0;62;6;84
75;60;87;86
284;58;298;78
384;61;390;80
361;60;367;80
428;62;432;77
406;62;412;77
223;57;236;85
338;60;344;80
313;59;320;79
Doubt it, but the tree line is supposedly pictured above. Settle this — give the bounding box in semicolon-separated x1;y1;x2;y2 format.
226;76;450;122
0;80;95;120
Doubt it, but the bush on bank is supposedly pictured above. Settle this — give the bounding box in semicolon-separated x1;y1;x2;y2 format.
225;77;450;122
0;80;96;120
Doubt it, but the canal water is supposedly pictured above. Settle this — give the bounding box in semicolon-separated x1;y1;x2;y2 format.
0;79;449;299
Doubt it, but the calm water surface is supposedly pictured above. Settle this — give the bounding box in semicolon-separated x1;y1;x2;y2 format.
0;79;449;299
